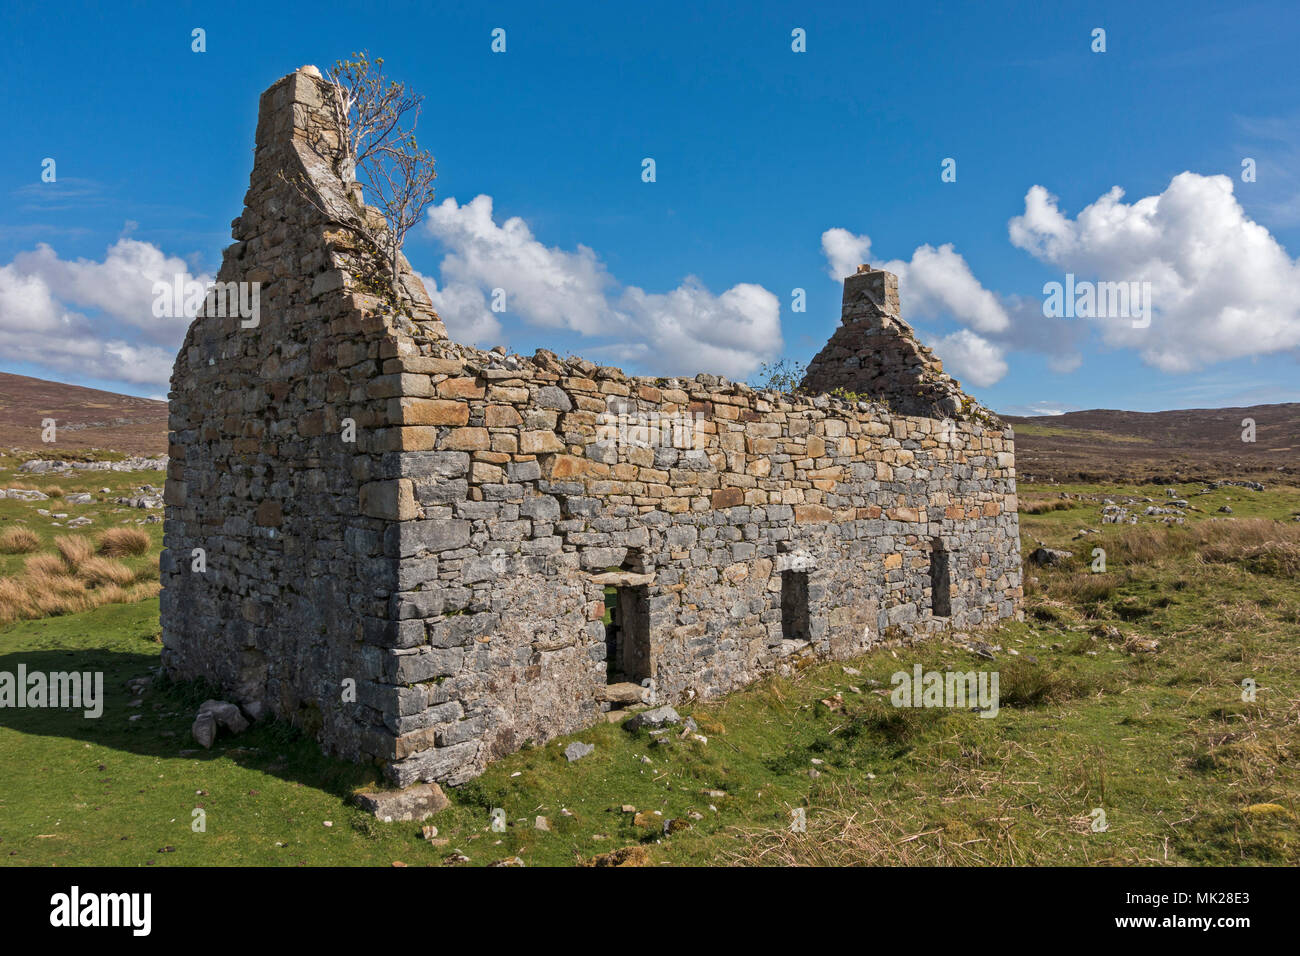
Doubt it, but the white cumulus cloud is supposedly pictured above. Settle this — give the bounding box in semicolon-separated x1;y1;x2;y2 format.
930;329;1008;388
1008;172;1300;372
424;194;781;378
10;239;208;344
0;239;208;390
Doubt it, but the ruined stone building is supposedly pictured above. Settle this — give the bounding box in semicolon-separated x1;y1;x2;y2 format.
161;68;1023;787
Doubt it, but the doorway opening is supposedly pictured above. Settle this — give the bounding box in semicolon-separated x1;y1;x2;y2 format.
604;584;650;684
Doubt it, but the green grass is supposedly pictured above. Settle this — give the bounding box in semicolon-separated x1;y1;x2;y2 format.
0;466;162;585
1;481;1297;866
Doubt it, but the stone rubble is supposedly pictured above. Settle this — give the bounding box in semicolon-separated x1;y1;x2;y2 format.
19;456;167;473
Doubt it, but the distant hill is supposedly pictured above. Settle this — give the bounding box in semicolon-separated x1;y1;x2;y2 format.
0;372;167;457
1003;403;1300;483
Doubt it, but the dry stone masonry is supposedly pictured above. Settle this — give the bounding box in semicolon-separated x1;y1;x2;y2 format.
161;68;1023;788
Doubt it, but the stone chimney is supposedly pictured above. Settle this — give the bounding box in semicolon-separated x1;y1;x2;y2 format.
843;263;900;319
800;265;988;421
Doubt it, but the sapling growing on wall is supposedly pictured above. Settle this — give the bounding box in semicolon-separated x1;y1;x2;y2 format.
287;52;437;304
751;358;807;395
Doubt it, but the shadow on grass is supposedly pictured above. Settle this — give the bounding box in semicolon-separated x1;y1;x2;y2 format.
0;646;382;799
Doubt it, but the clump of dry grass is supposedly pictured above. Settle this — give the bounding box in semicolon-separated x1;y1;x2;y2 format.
998;656;1109;708
23;553;65;576
0;526;41;554
1098;518;1300;572
1039;570;1118;609
0;568;160;625
18;567;91;618
1021;498;1079;515
53;535;93;571
42;484;65;499
0;530;161;624
79;557;137;588
583;845;651;867
0;578;32;621
724;782;999;866
1208;542;1300;577
97;527;150;557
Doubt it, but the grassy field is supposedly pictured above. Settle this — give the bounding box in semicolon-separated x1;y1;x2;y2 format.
0;460;162;625
1010;422;1154;444
1;479;1297;866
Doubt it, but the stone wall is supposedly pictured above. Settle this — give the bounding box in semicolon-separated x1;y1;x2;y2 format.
160;67;446;761
162;68;1023;789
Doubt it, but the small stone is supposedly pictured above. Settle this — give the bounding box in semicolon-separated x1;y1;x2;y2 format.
1028;547;1074;567
624;705;681;731
564;741;595;762
197;699;248;734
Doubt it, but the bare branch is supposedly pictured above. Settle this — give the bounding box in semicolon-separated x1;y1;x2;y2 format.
301;52;437;303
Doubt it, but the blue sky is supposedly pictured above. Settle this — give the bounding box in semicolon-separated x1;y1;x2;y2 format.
2;0;1298;414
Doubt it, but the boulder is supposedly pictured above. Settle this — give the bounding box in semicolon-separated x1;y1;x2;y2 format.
624;705;682;731
1028;547;1073;567
601;682;647;705
199;699;249;734
191;711;217;749
355;782;450;822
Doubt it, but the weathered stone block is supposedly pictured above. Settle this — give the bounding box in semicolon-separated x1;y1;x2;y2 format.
354;783;449;822
398;398;470;426
360;479;418;521
521;430;565;453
